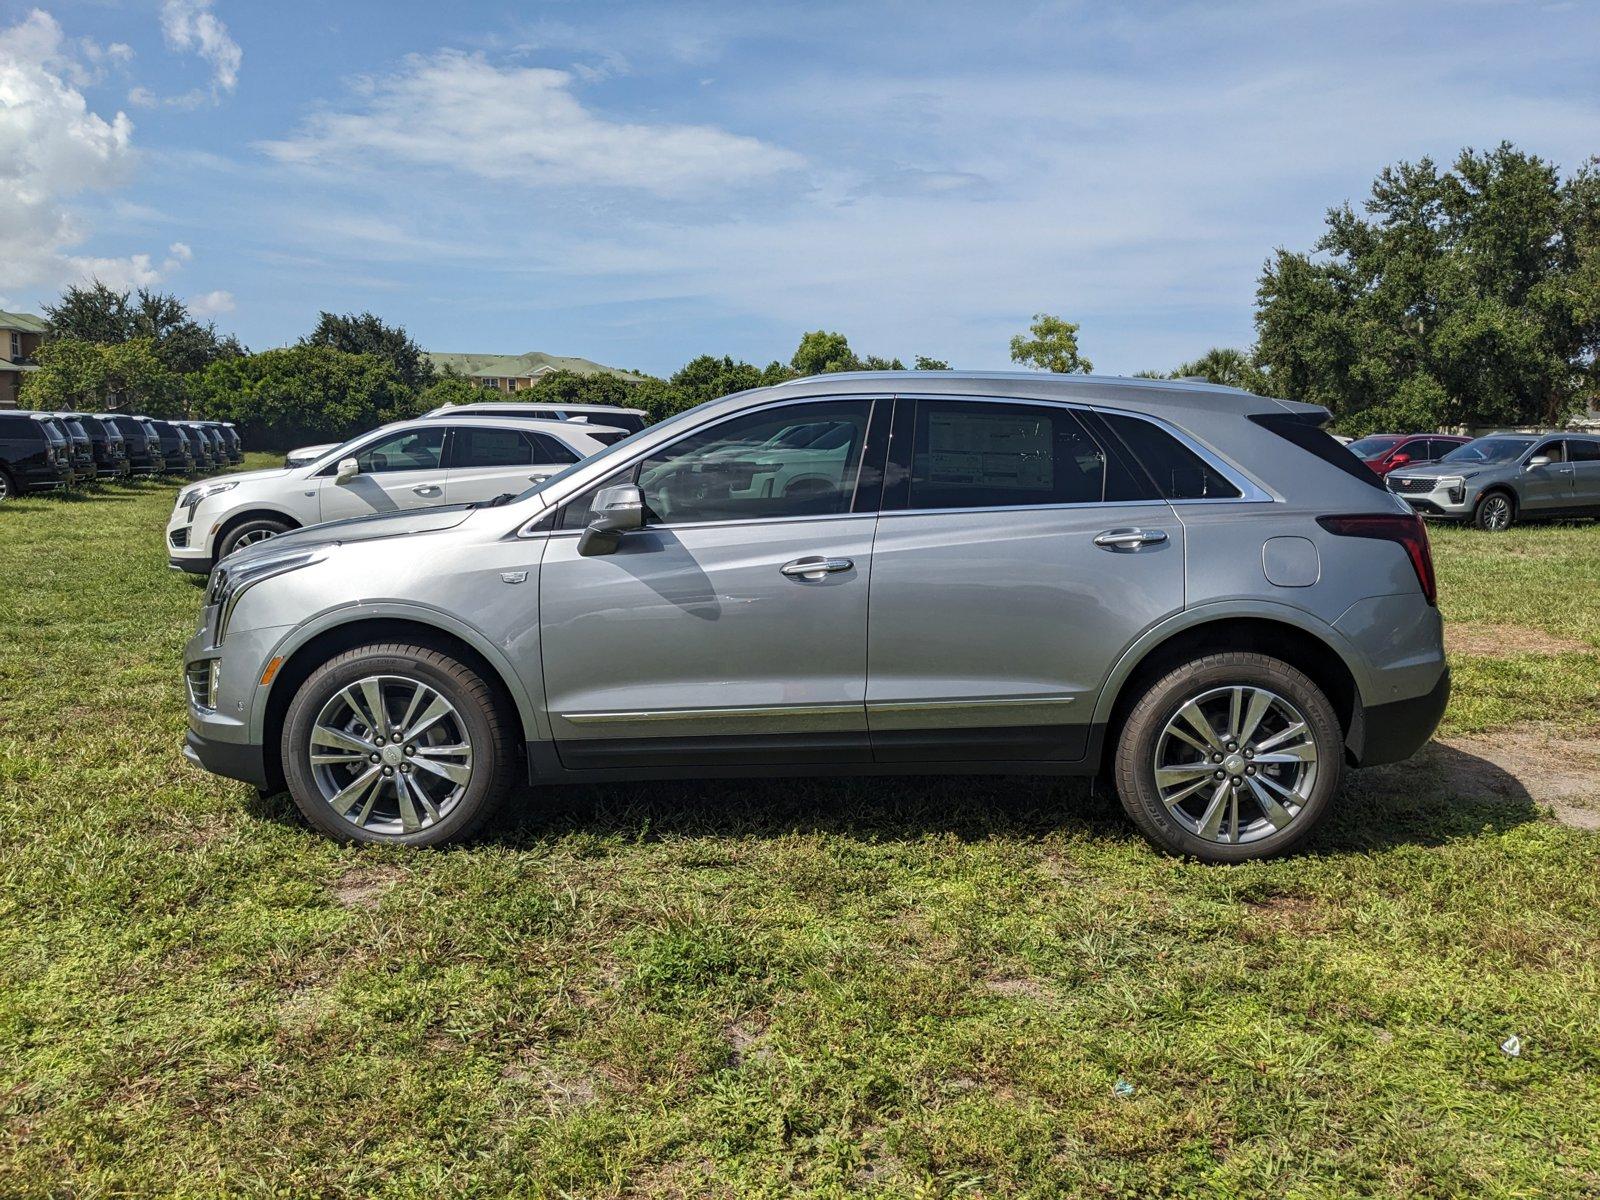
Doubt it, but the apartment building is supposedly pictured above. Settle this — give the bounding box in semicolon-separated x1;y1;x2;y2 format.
0;311;46;410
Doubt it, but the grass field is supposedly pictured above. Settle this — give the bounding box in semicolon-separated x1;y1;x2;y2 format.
2;460;1598;1198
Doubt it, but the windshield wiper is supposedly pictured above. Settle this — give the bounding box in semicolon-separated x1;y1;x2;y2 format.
467;492;518;509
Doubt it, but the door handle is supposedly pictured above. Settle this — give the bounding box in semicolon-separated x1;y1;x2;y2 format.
781;556;853;580
1093;528;1169;551
412;484;442;497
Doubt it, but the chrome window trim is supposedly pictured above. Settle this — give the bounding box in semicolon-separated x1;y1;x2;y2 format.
563;701;862;724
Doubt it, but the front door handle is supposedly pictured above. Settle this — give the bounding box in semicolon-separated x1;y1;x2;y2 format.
781;556;854;580
1093;528;1168;551
412;483;442;497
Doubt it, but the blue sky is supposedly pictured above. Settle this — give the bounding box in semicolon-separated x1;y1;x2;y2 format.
3;1;1598;377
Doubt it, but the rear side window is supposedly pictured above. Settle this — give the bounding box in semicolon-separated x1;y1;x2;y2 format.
1569;439;1600;462
529;433;581;464
453;426;537;468
1248;412;1386;490
903;400;1141;510
1099;413;1243;500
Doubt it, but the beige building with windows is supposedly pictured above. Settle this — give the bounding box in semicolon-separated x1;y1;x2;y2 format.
0;311;46;410
424;350;645;392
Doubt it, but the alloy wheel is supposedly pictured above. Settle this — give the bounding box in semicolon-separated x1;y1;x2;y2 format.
230;528;278;554
1481;495;1511;531
1151;685;1319;845
307;674;475;835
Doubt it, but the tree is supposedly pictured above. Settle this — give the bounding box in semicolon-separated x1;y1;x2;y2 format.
1009;314;1092;374
303;311;435;390
914;355;950;370
19;337;181;415
528;369;634;408
1166;347;1269;393
791;329;859;375
414;370;480;413
43;283;242;375
1255;143;1600;433
189;346;414;450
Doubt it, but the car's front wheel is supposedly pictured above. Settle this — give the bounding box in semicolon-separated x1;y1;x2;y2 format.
1113;652;1344;862
281;643;516;845
218;517;291;559
1473;491;1515;532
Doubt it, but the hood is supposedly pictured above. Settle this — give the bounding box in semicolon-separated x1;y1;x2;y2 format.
193;466;294;490
226;503;480;567
1387;461;1478;480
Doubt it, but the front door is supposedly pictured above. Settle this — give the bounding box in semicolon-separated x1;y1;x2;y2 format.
1520;438;1571;512
538;398;884;769
865;398;1186;762
318;425;450;522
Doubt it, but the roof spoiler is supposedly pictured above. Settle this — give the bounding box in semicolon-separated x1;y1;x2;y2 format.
1265;397;1332;428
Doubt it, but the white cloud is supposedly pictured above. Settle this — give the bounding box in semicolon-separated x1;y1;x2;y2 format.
259;50;802;196
188;289;235;317
0;9;154;305
161;0;241;95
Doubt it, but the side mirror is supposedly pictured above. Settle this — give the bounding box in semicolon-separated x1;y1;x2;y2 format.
1526;455;1551;470
1389;453;1410;466
335;457;360;484
577;484;644;557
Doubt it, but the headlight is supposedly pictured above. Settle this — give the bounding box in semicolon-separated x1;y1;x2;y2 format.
210;549;326;642
1435;476;1464;491
180;480;238;513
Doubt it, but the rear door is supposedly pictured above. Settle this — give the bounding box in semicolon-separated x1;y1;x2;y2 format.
864;397;1185;762
317;425;450;520
446;426;579;503
1567;438;1600;510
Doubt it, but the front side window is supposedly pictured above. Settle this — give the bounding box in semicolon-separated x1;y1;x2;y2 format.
904;400;1128;510
635;400;872;524
1532;439;1566;463
350;426;446;474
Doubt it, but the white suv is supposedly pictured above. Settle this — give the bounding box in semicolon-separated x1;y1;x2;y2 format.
166;416;613;573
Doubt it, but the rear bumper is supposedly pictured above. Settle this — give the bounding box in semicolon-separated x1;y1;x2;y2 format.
1348;667;1450;767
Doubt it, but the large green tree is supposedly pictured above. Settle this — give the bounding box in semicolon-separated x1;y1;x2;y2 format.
790;331;903;376
189;346;415;450
1256;143;1600;432
43;283;243;375
20;337;182;415
1143;347;1269;393
1009;314;1092;374
303;311;435;390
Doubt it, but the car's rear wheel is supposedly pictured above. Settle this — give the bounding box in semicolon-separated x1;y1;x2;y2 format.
0;468;15;502
218;517;290;559
1473;491;1515;532
281;643;516;845
1113;652;1343;862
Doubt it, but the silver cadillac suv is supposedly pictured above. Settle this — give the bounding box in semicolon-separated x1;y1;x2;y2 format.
1385;432;1600;531
181;373;1449;862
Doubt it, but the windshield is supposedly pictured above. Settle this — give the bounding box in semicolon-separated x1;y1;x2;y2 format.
1440;437;1535;465
1346;435;1403;457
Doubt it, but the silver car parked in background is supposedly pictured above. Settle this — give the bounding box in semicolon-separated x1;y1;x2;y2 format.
182;373;1448;862
1386;431;1600;531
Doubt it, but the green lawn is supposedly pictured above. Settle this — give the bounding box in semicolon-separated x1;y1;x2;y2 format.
2;463;1598;1198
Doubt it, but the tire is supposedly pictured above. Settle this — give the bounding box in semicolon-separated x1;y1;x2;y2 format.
281;643;516;846
1473;490;1515;532
0;468;15;503
1113;652;1344;863
217;517;291;559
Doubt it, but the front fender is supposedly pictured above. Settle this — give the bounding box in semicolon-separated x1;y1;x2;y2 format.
250;599;547;744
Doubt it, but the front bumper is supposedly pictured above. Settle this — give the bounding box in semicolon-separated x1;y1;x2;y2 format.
166;502;214;570
184;728;270;789
1387;477;1476;518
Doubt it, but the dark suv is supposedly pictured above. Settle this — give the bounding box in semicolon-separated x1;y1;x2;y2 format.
0;412;73;499
149;420;197;474
51;413;99;483
65;413;132;480
102;415;167;475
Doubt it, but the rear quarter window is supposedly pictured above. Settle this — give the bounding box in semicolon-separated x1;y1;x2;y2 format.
1097;412;1242;500
1248;412;1387;490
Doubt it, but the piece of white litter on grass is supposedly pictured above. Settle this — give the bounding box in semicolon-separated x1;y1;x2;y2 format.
1113;1078;1135;1097
1500;1035;1522;1057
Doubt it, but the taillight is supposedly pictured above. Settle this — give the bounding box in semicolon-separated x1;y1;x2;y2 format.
1317;513;1437;606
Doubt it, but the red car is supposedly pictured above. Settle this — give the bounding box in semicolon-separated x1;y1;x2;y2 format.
1345;433;1472;476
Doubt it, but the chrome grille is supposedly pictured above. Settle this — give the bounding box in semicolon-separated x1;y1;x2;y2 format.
1388;476;1436;495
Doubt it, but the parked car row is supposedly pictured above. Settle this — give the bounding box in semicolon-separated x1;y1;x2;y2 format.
1386;430;1600;530
0;411;243;500
181;373;1450;863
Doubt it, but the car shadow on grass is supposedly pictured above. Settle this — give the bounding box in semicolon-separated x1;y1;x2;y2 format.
240;740;1542;857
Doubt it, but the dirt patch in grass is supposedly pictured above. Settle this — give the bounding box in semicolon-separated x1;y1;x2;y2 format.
329;864;406;908
1360;728;1600;829
1446;622;1591;657
501;1050;597;1112
984;974;1053;1001
724;1020;771;1068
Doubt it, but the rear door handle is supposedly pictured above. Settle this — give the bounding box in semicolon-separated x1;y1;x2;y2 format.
781;556;853;580
412;484;442;497
1093;528;1169;551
